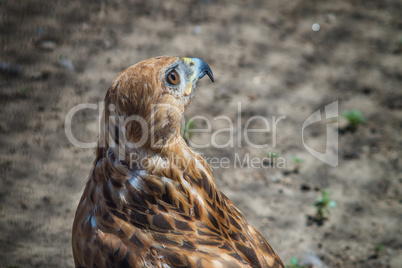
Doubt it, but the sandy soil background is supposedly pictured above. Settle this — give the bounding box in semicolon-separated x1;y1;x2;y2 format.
1;1;401;267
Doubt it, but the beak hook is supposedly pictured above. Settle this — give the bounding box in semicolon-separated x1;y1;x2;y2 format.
184;57;214;83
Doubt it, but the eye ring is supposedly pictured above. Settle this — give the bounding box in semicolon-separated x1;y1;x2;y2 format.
166;70;180;86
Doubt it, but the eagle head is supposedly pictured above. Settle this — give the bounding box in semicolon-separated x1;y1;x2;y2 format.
100;56;214;157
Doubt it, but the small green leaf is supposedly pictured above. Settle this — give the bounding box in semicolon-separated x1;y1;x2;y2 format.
328;200;337;208
343;109;365;127
376;243;384;252
397;37;402;46
182;119;195;143
290;257;299;266
291;154;304;164
268;152;279;158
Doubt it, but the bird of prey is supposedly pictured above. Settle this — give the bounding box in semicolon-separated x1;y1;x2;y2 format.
72;56;284;268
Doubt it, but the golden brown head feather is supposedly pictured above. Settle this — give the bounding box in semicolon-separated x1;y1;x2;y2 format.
72;56;284;268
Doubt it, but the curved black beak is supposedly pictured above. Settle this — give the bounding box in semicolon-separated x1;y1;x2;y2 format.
184;57;214;83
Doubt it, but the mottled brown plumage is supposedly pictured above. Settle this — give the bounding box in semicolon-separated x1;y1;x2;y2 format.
72;56;284;268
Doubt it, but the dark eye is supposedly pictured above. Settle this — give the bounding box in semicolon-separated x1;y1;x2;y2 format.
166;70;180;85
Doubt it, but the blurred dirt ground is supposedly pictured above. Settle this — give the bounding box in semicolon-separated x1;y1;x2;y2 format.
0;1;401;267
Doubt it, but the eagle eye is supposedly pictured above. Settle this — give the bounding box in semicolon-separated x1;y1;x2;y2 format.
166;70;180;86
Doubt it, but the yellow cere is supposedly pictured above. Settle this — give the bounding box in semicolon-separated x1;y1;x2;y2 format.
182;57;194;66
182;57;196;96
